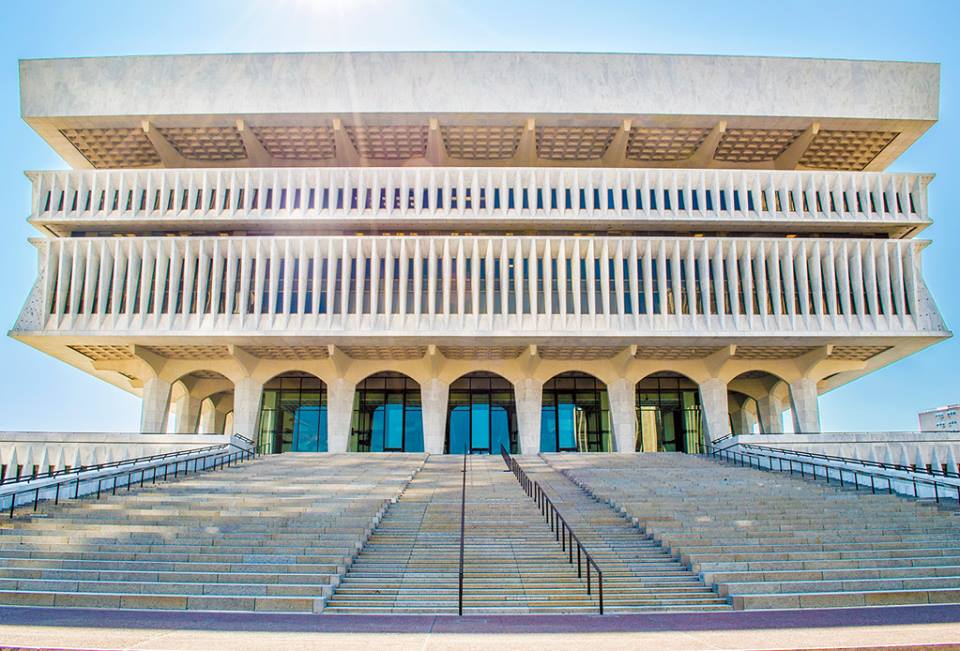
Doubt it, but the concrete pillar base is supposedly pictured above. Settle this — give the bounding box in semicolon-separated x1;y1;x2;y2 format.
421;378;449;454
699;377;730;442
607;378;637;453
790;377;821;433
139;378;172;434
327;378;356;452
514;378;543;454
232;378;263;442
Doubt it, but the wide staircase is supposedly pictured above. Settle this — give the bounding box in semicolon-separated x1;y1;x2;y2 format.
547;452;960;609
326;455;603;614
522;457;729;612
0;453;424;612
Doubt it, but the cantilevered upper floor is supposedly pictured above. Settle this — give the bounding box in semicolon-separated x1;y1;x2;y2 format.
19;52;939;171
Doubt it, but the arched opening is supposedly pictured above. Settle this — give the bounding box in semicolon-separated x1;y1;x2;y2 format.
257;372;327;454
541;372;611;452
727;371;794;434
446;372;517;454
165;371;233;434
349;372;424;452
635;372;703;453
728;391;761;435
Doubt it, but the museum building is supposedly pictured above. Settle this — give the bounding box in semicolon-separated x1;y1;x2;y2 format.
10;52;949;455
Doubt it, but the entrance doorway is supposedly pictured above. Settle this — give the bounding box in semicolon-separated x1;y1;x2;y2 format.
445;372;517;454
349;372;424;452
540;372;612;452
635;373;703;453
257;372;328;453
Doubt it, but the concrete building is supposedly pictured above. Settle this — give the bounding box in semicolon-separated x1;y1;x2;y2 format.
920;403;960;432
10;52;951;455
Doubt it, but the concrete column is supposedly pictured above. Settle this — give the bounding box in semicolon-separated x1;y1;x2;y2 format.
326;378;356;452
139;377;172;433
421;378;449;454
607;378;637;453
232;378;263;440
514;378;543;454
212;409;228;435
789;377;821;433
174;395;202;434
197;401;216;434
757;392;784;434
731;404;751;436
698;378;730;442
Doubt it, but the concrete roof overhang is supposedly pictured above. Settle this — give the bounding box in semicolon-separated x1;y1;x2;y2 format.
19;52;940;171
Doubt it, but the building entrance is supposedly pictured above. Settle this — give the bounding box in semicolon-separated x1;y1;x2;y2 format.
445;372;518;454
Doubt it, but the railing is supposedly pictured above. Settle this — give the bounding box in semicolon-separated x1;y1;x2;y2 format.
500;445;603;614
23;234;940;339
0;442;228;487
458;451;467;616
28;167;929;228
3;445;255;518
233;433;255;449
739;442;960;479
706;444;960;505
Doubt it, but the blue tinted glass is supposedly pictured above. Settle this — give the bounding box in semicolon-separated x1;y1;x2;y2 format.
449;406;470;454
371;406;386;452
471;402;490;449
558;403;576;449
540;406;557;453
384;402;404;450
293;406;321;452
490;406;510;455
405;406;424;452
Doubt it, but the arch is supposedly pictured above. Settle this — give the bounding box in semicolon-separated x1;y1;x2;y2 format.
541;371;611;452
163;370;234;434
727;370;794;434
635;371;704;453
257;371;328;453
446;371;517;454
349;371;424;452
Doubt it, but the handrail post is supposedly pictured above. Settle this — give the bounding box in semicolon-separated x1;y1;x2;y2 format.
458;451;467;616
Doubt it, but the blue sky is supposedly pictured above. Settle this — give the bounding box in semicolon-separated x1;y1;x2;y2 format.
0;0;957;433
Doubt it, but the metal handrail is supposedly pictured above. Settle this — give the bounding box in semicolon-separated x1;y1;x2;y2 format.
499;446;603;614
233;434;255;448
4;445;256;518
0;442;230;487
706;444;960;505
739;442;959;479
458;451;467;616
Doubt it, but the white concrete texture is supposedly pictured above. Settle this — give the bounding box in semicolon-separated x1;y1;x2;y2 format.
20;52;938;123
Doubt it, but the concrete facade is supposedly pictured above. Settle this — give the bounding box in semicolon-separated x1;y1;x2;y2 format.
7;51;952;456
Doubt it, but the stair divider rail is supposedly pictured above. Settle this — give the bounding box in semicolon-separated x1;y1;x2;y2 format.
706;444;960;505
3;443;256;518
458;451;467;616
499;445;604;614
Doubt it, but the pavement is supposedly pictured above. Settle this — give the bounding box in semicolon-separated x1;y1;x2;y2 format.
0;605;959;650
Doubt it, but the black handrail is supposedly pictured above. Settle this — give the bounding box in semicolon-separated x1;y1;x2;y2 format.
706;444;960;505
0;442;232;487
499;446;603;614
739;442;959;479
458;451;467;616
3;445;256;519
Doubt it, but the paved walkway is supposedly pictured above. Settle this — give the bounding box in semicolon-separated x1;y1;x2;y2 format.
0;605;959;650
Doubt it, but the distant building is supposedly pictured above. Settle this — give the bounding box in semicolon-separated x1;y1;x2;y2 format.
919;404;960;432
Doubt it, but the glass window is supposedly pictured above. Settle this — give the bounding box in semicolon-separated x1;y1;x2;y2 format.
257;373;328;454
350;372;423;452
540;372;611;452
